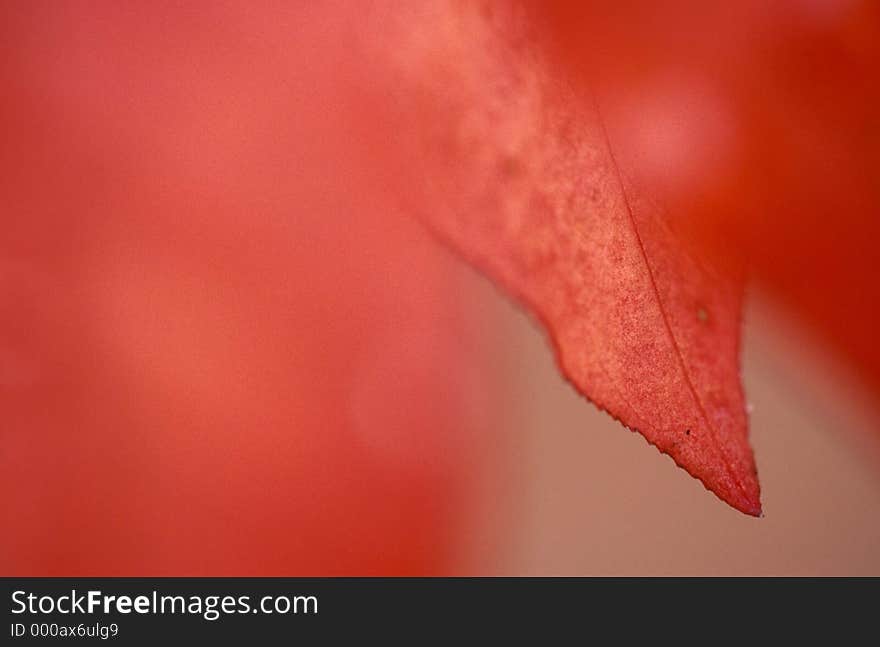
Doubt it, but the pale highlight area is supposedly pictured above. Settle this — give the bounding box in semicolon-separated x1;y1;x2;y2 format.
462;275;880;575
605;75;741;203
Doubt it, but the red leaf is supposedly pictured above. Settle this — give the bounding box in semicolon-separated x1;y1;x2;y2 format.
381;3;761;514
531;0;880;394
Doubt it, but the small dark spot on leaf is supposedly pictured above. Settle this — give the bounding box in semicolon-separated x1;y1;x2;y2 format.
499;155;521;178
685;429;691;436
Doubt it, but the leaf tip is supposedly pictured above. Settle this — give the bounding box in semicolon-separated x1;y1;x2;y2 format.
724;482;762;518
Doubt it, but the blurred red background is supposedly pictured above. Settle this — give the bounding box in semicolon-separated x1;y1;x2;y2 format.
1;1;503;574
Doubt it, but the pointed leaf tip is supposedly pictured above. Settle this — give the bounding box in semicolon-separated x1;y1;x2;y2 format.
385;1;761;514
